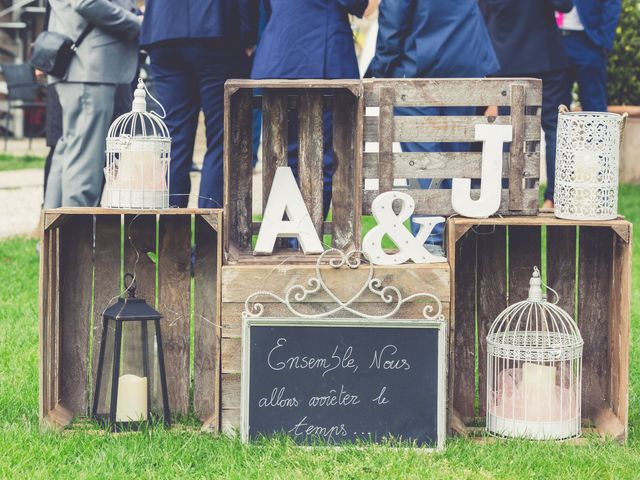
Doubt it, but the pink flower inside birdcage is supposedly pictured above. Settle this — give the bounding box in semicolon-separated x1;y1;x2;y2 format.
486;267;583;440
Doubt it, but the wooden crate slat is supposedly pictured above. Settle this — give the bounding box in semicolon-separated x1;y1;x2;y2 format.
362;188;539;216
158;215;192;416
363;115;540;143
363;78;542;107
122;215;157;378
377;86;394;193
224;88;253;251
193;215;221;427
363;151;539;179
476;226;507;417
508;226;541;303
579;227;613;419
41;227;59;422
59;216;94;416
332;88;361;251
298;90;325;238
261;90;289;213
547;226;577;317
508;84;526;210
91;215;122;418
451;229;477;420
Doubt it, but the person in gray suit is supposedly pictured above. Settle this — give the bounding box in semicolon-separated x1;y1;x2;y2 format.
44;0;141;208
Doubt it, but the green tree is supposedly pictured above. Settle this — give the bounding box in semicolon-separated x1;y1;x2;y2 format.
607;0;640;105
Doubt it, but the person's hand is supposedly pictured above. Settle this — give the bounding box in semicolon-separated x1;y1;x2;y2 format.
34;69;45;79
484;105;498;117
245;46;256;57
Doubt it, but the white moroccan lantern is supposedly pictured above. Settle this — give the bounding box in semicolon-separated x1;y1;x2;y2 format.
486;267;583;440
554;105;627;220
104;79;171;209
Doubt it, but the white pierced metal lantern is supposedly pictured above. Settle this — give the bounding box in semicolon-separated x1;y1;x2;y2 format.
105;79;171;209
486;267;583;440
554;106;628;220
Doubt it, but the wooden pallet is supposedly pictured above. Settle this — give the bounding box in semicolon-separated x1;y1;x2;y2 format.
224;79;363;263
219;262;451;433
39;208;222;431
362;78;542;216
446;214;632;441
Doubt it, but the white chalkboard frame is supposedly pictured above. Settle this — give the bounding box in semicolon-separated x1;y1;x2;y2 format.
240;318;447;450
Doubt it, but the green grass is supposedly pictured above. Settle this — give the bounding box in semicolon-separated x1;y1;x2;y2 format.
1;186;640;478
0;153;45;171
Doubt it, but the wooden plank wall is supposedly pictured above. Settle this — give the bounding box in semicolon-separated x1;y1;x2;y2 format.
220;263;451;432
362;78;542;217
448;219;631;439
40;211;222;431
223;81;363;261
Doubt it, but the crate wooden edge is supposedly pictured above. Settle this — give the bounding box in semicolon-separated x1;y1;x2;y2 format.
445;216;632;443
38;209;223;432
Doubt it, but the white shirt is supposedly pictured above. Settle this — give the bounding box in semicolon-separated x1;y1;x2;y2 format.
562;7;585;31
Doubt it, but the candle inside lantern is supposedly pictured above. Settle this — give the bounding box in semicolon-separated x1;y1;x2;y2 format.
573;150;599;182
522;363;556;416
116;374;148;422
117;149;166;191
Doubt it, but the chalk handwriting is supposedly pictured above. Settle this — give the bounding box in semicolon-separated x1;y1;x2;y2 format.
288;416;347;442
307;385;360;408
258;387;299;408
369;345;411;370
372;386;390;405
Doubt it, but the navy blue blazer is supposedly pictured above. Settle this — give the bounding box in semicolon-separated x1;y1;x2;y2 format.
140;0;259;49
251;0;367;79
366;0;499;79
480;0;573;75
573;0;621;51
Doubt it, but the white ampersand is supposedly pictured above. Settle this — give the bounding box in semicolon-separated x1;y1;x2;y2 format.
363;191;446;265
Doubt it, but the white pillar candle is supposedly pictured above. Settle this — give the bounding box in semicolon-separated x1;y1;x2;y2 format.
116;374;148;422
573;150;599;183
118;149;166;191
522;363;556;418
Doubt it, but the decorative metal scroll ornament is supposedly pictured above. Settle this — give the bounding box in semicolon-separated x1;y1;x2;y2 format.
242;249;445;321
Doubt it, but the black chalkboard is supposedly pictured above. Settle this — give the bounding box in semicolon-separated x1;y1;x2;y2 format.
241;319;446;448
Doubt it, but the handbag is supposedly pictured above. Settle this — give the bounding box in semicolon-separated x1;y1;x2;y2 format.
29;1;95;78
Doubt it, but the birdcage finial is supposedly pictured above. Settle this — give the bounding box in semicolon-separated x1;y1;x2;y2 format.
132;78;147;113
528;266;543;302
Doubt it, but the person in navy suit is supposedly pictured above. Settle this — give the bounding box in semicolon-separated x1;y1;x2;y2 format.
251;0;368;218
141;1;258;208
365;0;499;249
559;0;621;112
480;0;573;209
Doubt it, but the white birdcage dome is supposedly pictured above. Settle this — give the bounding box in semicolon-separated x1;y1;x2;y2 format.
486;267;583;440
104;78;171;209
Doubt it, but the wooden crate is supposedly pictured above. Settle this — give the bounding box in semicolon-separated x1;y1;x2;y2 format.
219;262;450;433
446;214;632;441
39;208;222;431
362;78;542;216
224;79;363;263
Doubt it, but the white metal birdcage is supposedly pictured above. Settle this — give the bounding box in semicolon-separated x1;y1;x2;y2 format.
104;79;171;209
486;267;583;440
554;106;627;220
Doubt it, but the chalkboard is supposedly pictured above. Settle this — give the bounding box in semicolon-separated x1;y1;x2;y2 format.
241;318;446;449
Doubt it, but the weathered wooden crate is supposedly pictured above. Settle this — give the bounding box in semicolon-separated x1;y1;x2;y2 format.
219;262;450;433
446;215;632;441
39;208;222;431
224;79;363;263
362;78;542;216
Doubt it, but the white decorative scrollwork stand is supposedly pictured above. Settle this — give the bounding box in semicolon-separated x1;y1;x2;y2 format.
242;249;445;321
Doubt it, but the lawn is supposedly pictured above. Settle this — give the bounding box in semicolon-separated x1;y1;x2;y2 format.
0;186;639;479
0;153;45;172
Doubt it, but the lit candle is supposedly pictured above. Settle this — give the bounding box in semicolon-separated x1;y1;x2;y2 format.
116;374;148;422
573;150;599;183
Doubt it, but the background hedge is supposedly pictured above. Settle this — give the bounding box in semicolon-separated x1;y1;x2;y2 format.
607;0;640;105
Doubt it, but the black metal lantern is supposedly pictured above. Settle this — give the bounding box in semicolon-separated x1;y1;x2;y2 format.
92;274;170;431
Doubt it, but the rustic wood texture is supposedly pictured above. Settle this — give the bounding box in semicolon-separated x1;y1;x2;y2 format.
547;226;577;317
363;188;539;216
378;86;395;194
508;84;526;210
508;226;541;304
91;215;122;417
224;88;253;252
477;226;507;416
363;78;542;107
332;88;362;251
298;91;325;238
193;214;221;426
451;229;477;420
59;216;94;415
158;215;193;416
579;227;613;418
261;90;289;213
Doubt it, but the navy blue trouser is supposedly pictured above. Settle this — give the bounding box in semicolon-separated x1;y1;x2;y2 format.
149;42;249;208
562;32;609;112
397;106;475;246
